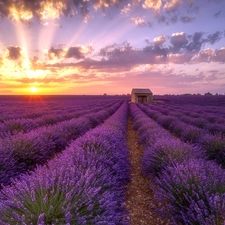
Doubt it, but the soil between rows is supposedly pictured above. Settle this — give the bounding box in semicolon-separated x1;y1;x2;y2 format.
125;117;169;225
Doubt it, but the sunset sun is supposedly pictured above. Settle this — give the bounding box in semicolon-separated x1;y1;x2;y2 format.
29;87;38;93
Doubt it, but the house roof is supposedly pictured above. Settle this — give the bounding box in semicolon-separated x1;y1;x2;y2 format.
131;88;152;94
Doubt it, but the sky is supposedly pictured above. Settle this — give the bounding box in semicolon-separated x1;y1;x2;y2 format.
0;0;225;95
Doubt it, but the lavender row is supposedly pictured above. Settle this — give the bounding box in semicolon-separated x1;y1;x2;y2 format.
138;103;225;168
0;102;130;224
0;102;71;122
129;103;202;178
154;99;225;115
0;98;116;125
154;95;225;107
0;97;118;122
168;102;225;116
144;103;225;129
0;101;123;188
0;101;118;139
130;103;225;224
138;103;207;142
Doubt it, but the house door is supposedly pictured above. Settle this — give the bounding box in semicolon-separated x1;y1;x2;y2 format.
138;96;147;103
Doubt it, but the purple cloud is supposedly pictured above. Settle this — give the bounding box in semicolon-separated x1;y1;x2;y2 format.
170;32;189;53
66;47;85;59
214;48;225;62
214;10;222;18
7;46;22;60
207;31;222;45
186;32;205;52
180;16;195;23
47;47;65;60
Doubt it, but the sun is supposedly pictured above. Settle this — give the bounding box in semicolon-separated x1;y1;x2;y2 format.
29;87;38;93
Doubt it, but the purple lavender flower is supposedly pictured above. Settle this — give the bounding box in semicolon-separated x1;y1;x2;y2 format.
142;138;204;179
199;134;225;167
155;159;225;224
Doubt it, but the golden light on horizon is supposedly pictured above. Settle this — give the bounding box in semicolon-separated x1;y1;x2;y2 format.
29;87;38;93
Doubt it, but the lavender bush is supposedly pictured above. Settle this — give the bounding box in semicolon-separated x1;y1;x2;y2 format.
180;124;203;143
156;115;177;130
0;155;125;224
155;159;225;225
199;134;225;167
138;127;170;147
205;123;225;137
142;138;204;179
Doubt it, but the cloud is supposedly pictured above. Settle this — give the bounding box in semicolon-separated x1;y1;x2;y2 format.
0;55;3;67
214;10;222;18
214;48;225;62
47;47;66;60
30;56;46;70
66;46;84;59
66;45;93;59
130;16;152;27
0;0;129;21
153;35;166;46
0;82;27;89
142;0;198;26
142;0;181;13
15;76;68;85
170;15;178;24
192;47;225;63
207;31;222;45
1;31;224;86
192;48;216;63
0;0;224;26
142;0;162;11
186;32;205;52
163;0;180;13
99;41;132;59
180;16;195;23
97;31;225;66
167;52;193;64
143;45;168;60
121;3;131;14
122;66;206;91
170;32;188;53
45;45;93;60
6;46;22;60
0;0;89;21
0;89;13;93
156;15;166;24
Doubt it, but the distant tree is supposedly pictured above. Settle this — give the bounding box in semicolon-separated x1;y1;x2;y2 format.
204;92;213;95
183;93;192;96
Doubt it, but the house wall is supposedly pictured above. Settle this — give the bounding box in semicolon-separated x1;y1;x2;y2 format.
131;93;153;103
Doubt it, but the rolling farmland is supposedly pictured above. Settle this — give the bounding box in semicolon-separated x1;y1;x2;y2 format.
0;95;225;224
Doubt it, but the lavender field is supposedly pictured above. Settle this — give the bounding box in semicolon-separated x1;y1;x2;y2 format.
0;95;225;224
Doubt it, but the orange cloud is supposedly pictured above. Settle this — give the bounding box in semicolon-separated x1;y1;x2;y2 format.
142;0;162;11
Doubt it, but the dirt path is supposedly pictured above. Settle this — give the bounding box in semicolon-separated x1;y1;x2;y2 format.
125;117;165;225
